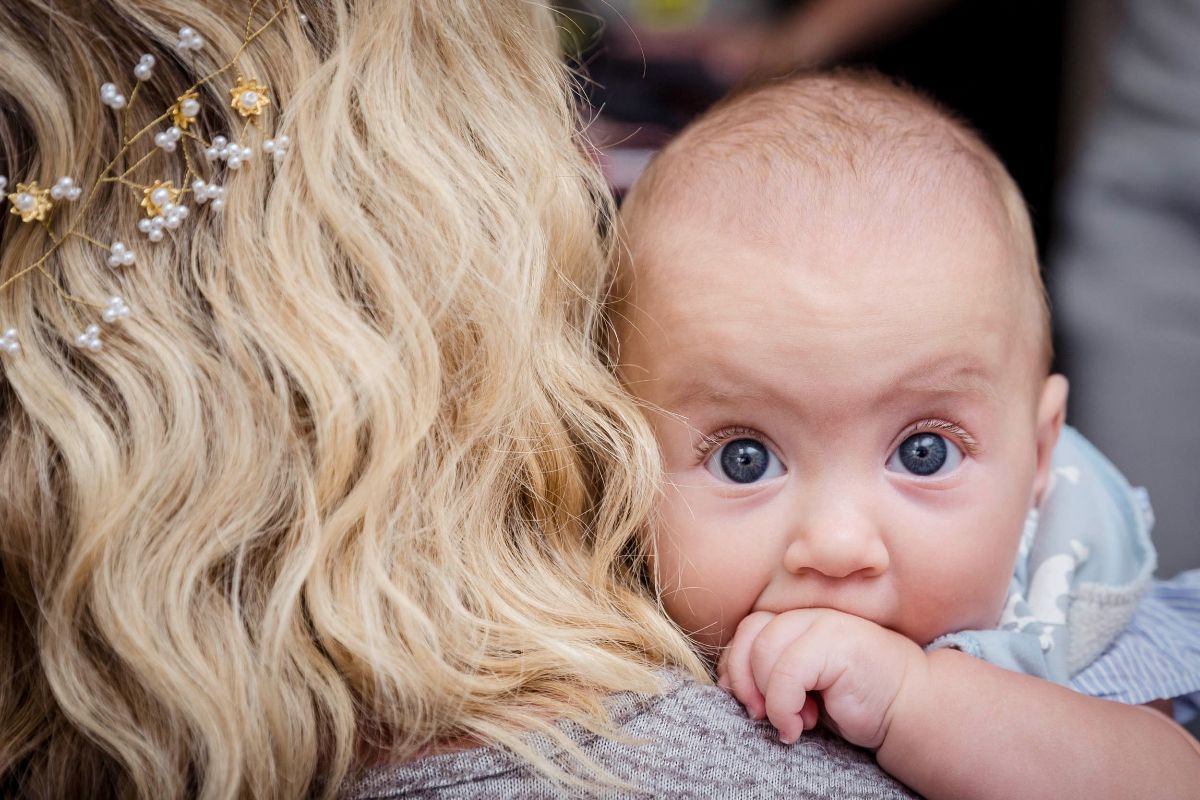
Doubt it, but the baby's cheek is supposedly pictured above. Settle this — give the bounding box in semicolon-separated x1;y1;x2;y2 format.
653;525;757;650
912;534;1019;638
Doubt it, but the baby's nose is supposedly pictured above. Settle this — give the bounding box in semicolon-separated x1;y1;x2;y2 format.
782;500;889;579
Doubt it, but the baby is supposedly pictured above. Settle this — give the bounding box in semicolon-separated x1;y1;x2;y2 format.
613;71;1200;798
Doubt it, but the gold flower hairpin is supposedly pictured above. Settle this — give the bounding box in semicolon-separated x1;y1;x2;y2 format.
0;2;303;356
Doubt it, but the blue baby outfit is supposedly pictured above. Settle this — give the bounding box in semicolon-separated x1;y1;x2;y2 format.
930;426;1200;722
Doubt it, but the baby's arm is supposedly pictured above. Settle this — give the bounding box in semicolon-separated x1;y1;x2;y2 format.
718;609;1200;800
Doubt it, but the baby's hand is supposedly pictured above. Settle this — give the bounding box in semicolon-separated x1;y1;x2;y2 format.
716;608;927;749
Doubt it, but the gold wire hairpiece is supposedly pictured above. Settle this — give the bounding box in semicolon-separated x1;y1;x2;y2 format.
0;2;308;356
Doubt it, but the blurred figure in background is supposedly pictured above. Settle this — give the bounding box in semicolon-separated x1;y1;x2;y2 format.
1050;0;1200;577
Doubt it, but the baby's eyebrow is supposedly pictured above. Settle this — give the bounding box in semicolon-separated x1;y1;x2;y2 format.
885;360;1000;404
663;381;749;410
656;369;788;411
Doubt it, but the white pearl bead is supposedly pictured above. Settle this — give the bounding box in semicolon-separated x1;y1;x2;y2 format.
240;91;258;108
134;63;153;81
211;198;225;211
212;136;227;148
181;98;200;117
3;342;17;355
15;193;33;211
0;175;7;192
151;187;170;207
227;156;242;170
3;328;16;338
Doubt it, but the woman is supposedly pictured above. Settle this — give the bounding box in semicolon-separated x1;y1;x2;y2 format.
0;2;911;797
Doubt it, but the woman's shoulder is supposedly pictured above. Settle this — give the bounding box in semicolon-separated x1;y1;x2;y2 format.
340;669;916;799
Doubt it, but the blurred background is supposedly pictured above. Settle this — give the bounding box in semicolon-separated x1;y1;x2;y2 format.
560;0;1200;578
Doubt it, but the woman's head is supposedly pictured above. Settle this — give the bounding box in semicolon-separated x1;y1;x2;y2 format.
0;2;700;797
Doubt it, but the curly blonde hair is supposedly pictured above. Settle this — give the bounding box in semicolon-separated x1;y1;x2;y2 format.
0;2;703;797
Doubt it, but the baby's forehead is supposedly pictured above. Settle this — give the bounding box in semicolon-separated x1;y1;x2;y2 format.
639;117;1008;246
630;162;1019;300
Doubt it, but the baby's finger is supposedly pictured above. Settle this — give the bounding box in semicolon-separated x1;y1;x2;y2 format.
800;696;820;731
764;638;825;744
721;611;775;719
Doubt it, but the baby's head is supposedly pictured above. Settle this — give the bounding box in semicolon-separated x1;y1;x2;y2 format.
614;72;1068;651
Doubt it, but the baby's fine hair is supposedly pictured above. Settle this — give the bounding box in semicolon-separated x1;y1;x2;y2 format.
0;2;703;797
621;69;1053;372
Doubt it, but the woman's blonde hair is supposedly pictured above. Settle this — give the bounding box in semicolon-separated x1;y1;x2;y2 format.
0;2;703;797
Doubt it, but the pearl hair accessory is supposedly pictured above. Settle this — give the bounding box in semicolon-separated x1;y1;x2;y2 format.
191;179;227;211
176;26;205;53
153;126;183;152
107;241;136;269
0;3;299;360
102;296;132;324
7;182;52;223
50;177;83;201
263;134;290;162
133;54;156;82
75;324;103;352
204;135;255;170
100;82;127;110
171;90;203;130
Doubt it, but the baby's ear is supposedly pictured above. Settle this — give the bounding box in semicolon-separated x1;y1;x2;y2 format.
1032;374;1069;505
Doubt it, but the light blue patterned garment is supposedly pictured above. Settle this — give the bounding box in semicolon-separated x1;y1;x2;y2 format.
1073;571;1200;724
929;426;1200;722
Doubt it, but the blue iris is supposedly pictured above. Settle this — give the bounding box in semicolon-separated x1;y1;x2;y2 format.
719;438;772;484
895;433;948;476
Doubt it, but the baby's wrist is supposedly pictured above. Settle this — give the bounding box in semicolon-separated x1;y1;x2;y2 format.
875;641;941;760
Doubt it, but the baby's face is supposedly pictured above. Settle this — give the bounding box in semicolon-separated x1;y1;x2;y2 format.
619;193;1064;650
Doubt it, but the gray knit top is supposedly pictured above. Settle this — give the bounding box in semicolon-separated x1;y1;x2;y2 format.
340;669;917;799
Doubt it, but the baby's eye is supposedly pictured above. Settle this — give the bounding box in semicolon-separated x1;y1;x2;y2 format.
886;432;964;477
705;437;786;484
